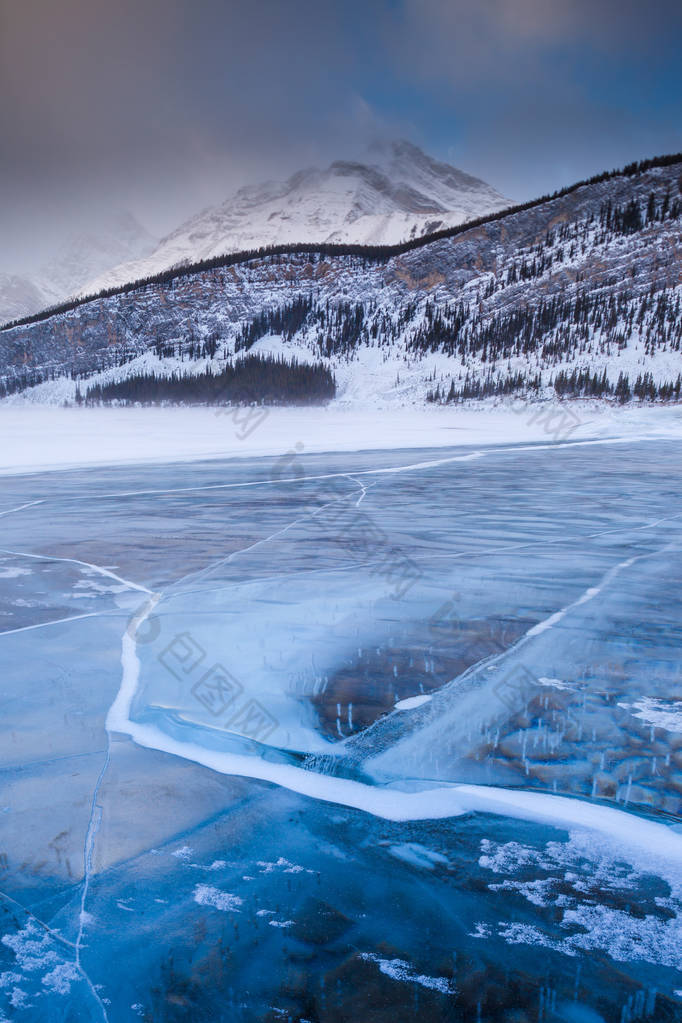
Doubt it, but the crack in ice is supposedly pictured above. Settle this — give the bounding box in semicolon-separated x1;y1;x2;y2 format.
0;547;153;595
106;545;682;877
0;612;105;638
343;473;377;507
165;483;382;597
0;500;44;520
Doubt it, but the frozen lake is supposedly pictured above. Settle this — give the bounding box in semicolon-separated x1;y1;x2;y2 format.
1;436;681;1021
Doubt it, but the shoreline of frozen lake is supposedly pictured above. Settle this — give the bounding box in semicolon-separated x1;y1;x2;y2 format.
1;400;682;476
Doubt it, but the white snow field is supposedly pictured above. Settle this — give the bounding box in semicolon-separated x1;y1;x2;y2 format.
1;401;682;476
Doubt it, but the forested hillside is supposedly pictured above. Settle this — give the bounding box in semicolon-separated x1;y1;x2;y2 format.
1;155;680;407
78;354;335;406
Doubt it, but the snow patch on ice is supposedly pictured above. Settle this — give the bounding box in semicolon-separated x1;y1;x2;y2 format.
170;845;193;862
618;697;682;733
537;677;577;691
0;922;82;1014
257;857;313;875
192;885;243;913
387;842;448;870
394;694;432;710
479;834;682;968
499;922;571;956
500;906;682;969
41;963;80;996
8;987;29;1009
193;859;228;872
360;953;456;994
1;923;60;973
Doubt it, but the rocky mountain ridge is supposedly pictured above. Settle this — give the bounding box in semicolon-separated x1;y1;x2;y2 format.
79;140;510;297
1;155;680;408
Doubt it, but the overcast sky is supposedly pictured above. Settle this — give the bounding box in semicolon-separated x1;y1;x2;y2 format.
2;0;681;271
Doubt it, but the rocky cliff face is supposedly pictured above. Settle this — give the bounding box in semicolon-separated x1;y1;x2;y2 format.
1;160;680;405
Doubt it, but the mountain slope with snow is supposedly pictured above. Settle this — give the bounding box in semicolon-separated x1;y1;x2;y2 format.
0;273;48;325
81;141;511;294
0;211;156;324
2;155;680;410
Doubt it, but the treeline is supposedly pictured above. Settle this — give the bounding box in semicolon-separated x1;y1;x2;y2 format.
428;368;682;404
3;275;680;404
599;189;681;235
235;295;382;357
410;283;681;365
78;354;336;406
554;367;682;402
0;366;51;399
3;151;681;333
0;346;148;399
112;275;679;399
235;295;315;350
428;371;541;402
447;188;682;297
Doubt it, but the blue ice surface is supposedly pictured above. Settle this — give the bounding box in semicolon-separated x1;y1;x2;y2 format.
0;438;681;1021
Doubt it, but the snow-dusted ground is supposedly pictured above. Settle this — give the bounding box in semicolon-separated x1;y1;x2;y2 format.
2;401;682;477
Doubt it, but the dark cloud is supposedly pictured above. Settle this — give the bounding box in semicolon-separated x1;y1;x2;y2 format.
2;6;345;175
389;0;682;77
1;0;681;271
386;0;682;197
0;0;389;268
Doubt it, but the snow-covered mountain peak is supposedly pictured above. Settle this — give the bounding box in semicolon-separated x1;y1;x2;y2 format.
368;138;489;187
80;141;511;294
1;141;510;323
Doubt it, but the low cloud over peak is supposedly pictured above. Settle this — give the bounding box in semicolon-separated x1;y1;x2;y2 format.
1;0;681;274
